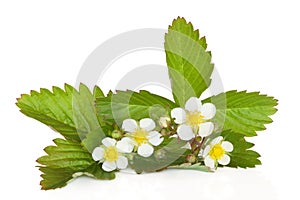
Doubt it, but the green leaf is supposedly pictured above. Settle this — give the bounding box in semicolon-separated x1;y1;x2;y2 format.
220;130;261;168
168;163;212;172
39;167;75;190
84;163;116;180
66;84;103;140
16;84;108;151
37;138;94;169
93;86;105;98
129;137;189;173
38;138;115;190
81;126;111;153
165;17;214;106
96;90;177;126
203;90;278;136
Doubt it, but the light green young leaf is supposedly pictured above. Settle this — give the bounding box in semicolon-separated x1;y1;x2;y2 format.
16;84;108;151
165;17;214;106
38;138;115;190
220;130;261;168
96;90;177;126
203;90;278;136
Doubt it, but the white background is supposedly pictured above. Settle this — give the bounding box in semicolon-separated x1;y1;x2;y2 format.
1;0;299;199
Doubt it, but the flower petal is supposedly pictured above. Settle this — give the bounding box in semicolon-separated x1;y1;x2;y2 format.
92;147;104;161
148;131;164;146
210;136;223;145
218;154;230;166
102;161;117;172
116;156;128;169
198;122;214;137
122;119;138;132
203;145;211;157
185;97;202;112
201;103;216;120
177;124;195;141
102;137;117;147
139;118;156;131
171;108;186;124
204;156;215;169
116;137;134;153
137;143;154;157
222;141;234;152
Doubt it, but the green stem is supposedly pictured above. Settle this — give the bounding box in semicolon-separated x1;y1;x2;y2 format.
192;137;206;156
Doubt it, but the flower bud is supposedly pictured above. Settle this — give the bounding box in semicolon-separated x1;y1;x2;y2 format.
186;154;197;163
160;128;169;136
195;136;202;142
111;130;123;139
159;116;171;128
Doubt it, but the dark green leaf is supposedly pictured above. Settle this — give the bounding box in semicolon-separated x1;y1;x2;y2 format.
96;90;176;126
37;138;115;190
203;90;278;136
221;130;261;168
16;84;108;151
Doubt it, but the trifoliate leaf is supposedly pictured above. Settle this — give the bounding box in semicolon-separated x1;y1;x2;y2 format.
16;84;108;152
95;90;176;126
165;17;214;106
203;90;278;136
38;138;115;190
129;137;189;173
221;130;261;168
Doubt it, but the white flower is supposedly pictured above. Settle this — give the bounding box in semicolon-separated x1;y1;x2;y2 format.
92;137;133;172
203;136;233;169
171;97;216;141
122;118;164;158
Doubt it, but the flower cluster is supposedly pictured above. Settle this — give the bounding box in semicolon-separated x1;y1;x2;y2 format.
92;97;234;172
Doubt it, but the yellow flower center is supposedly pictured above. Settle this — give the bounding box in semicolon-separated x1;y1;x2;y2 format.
103;146;119;162
186;112;205;126
209;144;225;160
132;128;149;146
